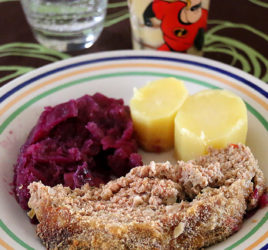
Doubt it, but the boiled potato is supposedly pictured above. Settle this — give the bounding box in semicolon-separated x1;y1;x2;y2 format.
130;78;188;152
175;89;248;161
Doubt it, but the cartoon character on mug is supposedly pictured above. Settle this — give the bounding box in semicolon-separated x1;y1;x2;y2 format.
143;0;208;52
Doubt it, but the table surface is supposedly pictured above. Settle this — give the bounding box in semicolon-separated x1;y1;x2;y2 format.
0;0;267;87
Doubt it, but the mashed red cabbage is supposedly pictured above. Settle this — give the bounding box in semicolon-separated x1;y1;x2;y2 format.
14;93;143;210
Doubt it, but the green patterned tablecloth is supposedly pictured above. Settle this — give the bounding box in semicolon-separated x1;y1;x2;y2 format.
0;0;267;86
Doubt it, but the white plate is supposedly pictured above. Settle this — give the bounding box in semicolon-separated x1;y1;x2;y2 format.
0;50;267;250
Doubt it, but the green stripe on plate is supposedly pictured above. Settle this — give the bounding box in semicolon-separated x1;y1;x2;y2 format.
246;103;268;131
0;71;267;249
225;212;268;250
0;220;34;250
0;71;220;135
0;71;267;135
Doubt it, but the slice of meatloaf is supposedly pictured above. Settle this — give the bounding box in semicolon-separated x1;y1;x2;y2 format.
28;144;265;249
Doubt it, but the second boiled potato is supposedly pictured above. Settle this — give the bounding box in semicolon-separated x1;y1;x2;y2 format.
130;78;188;152
175;89;248;161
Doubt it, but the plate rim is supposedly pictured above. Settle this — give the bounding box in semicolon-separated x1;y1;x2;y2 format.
0;50;267;250
1;50;267;101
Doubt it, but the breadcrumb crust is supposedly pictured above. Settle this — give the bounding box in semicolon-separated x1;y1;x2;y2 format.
28;144;265;249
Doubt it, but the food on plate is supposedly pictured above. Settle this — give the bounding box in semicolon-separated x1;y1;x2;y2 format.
175;89;248;161
130;77;188;152
130;78;248;161
14;93;142;210
28;144;265;249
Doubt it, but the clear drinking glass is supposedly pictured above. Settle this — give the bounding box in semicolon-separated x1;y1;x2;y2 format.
128;0;210;55
21;0;108;51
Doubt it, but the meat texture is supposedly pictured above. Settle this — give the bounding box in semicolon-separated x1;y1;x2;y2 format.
28;144;266;249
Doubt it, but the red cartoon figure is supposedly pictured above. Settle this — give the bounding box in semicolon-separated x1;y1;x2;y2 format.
143;0;208;52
